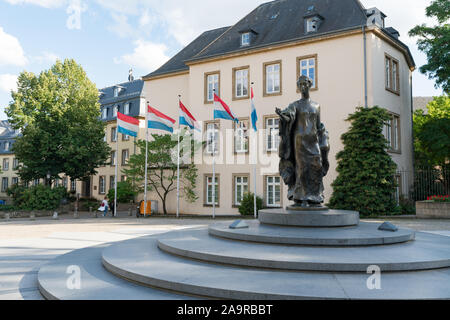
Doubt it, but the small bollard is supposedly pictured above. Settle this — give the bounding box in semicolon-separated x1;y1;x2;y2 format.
52;212;59;220
128;207;132;217
5;213;10;220
30;211;36;221
74;207;79;219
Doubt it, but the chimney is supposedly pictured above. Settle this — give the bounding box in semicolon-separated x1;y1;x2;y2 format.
128;68;134;82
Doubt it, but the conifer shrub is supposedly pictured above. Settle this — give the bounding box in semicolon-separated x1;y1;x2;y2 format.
328;107;398;216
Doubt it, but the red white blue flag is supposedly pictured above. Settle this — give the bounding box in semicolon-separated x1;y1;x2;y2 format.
179;101;200;131
117;112;139;137
214;94;238;122
148;105;176;133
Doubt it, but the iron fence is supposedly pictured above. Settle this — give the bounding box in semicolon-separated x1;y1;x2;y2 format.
397;167;450;202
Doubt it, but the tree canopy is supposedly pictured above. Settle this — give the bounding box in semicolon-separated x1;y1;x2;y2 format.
6;59;110;183
409;0;450;93
413;95;450;167
123;132;199;215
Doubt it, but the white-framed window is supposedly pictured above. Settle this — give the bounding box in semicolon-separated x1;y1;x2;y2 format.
206;122;219;155
111;151;116;166
206;73;219;102
1;177;8;192
63;177;68;189
34;179;40;186
13;158;19;170
110;176;115;191
113;105;119;118
385;58;391;89
111;127;117;142
122;149;129;165
234;120;249;153
385;55;400;94
299;57;316;88
384;114;401;152
241;32;250;46
123;133;130;141
114;87;119;97
206;176;219;206
306;17;320;33
124;103;130;115
265;117;280;152
4;142;10;151
99;176;106;194
266;176;281;207
3;158;9;171
12;177;19;186
234;176;249;206
235;69;249;98
71;179;76;191
102;108;108;119
265;63;281;94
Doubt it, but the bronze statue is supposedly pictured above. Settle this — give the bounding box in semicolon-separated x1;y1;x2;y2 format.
276;75;330;208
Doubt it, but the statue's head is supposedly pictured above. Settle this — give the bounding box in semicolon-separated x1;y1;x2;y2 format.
297;75;312;97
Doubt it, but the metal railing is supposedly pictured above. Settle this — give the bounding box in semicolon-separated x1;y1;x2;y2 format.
397;167;450;202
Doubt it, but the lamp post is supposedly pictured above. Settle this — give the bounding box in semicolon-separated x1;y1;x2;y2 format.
46;171;51;187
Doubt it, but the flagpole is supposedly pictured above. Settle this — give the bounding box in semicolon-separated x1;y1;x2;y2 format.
114;123;119;218
177;95;181;219
212;89;216;220
251;82;257;219
144;101;149;217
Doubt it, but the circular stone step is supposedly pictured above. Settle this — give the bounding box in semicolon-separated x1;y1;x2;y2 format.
259;209;359;227
157;228;450;272
102;235;450;300
209;221;415;246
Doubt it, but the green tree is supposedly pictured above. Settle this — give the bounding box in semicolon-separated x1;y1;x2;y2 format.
5;59;110;183
413;95;450;167
409;0;450;93
123;132;199;215
107;180;137;204
329;107;398;216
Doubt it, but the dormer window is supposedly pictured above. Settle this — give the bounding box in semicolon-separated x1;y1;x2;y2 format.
114;87;119;97
306;17;321;33
113;105;119;117
241;33;250;46
304;12;324;33
102;108;108;119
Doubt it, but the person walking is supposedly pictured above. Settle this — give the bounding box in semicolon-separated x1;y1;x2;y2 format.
99;196;109;217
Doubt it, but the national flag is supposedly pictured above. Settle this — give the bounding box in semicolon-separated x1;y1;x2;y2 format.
179;101;200;131
250;87;258;132
148;105;176;133
117;112;139;137
214;94;238;122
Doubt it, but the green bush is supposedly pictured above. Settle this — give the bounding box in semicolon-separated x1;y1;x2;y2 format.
328;107;398;216
7;185;68;211
78;198;100;211
107;181;137;204
238;193;263;216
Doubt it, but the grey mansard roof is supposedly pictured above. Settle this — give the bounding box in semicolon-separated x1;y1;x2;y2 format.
144;26;230;79
145;0;415;79
0;121;21;155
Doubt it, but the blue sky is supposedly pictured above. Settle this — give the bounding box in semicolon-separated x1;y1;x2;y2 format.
0;0;445;120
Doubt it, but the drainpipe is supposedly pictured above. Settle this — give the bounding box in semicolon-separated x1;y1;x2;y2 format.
363;25;368;108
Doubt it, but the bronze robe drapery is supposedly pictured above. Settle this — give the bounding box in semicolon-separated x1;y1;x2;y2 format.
278;99;330;205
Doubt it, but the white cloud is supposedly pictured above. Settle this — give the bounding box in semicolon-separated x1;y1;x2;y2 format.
32;51;60;64
0;74;18;93
66;0;87;30
115;40;170;72
0;27;27;66
108;13;134;38
4;0;66;8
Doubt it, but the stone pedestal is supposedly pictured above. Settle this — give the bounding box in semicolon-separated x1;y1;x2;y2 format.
259;208;360;227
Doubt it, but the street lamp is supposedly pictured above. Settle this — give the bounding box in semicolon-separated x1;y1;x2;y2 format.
46;171;51;186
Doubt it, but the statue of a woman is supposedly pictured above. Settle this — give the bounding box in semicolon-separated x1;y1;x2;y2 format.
276;76;330;208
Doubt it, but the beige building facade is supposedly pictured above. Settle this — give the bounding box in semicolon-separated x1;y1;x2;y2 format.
140;0;416;215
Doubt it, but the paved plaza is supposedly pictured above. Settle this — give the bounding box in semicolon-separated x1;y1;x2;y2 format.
0;214;449;300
